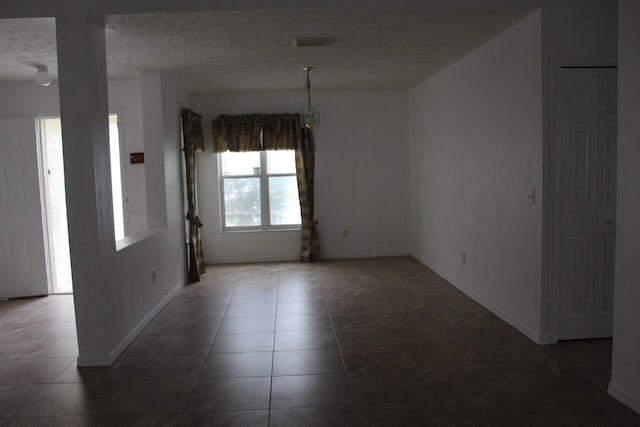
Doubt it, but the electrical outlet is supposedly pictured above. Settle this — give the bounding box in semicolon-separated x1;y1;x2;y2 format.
152;268;157;283
527;187;536;205
342;229;349;238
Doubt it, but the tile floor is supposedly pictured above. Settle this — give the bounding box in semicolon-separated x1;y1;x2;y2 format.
1;256;639;426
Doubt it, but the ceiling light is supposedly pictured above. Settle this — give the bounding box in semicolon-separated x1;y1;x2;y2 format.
292;38;335;48
303;66;318;129
34;65;51;87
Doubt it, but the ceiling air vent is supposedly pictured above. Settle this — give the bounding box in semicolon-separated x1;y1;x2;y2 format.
292;38;335;47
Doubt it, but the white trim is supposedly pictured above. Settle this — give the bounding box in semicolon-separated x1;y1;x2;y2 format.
76;277;185;367
207;255;300;264
412;253;546;345
321;250;411;260
205;250;411;264
115;227;164;251
608;381;640;415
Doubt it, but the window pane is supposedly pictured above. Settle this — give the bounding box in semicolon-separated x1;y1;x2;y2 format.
224;178;261;227
269;176;301;225
267;150;296;174
221;151;260;176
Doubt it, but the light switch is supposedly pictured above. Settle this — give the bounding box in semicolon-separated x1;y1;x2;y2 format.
527;187;535;205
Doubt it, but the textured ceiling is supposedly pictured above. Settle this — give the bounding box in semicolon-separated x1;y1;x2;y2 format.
0;7;534;93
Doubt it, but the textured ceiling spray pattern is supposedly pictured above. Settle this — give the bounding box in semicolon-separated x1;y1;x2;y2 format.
0;7;533;92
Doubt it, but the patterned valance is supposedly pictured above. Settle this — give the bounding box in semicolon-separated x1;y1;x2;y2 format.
212;113;314;152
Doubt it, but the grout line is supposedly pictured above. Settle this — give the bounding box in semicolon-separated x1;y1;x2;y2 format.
324;286;365;427
178;269;240;418
266;271;280;427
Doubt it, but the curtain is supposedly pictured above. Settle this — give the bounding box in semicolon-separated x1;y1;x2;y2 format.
212;113;321;261
181;108;206;282
295;127;321;262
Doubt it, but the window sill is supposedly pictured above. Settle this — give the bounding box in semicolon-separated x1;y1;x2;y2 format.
221;227;301;234
116;227;164;251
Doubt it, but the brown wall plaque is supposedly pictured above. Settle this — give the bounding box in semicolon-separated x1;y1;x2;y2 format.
130;152;144;164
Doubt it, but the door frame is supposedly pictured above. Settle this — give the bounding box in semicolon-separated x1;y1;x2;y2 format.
541;56;617;344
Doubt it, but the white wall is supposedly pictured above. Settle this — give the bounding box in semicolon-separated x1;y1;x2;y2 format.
408;11;543;341
609;0;640;415
192;90;410;263
0;78;148;236
110;73;189;357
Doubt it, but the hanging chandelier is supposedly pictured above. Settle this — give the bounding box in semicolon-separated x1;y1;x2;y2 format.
303;66;318;129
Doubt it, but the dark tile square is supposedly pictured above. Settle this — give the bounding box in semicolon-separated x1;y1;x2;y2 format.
225;303;277;318
231;292;277;304
0;358;75;385
275;314;331;331
219;316;275;333
274;330;337;351
210;332;275;353
359;401;456;426
141;317;222;336
109;355;206;382
276;289;324;302
276;301;327;315
270;406;360;427
124;335;214;356
273;349;344;376
341;346;416;374
1;416;90;426
89;413;181;426
186;378;271;411
271;374;353;409
200;352;272;378
348;370;435;404
177;410;268;427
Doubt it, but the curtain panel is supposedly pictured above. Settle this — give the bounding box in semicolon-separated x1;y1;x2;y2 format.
181;108;206;281
212;113;321;261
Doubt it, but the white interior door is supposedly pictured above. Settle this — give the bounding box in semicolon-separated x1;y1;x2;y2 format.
592;69;617;338
556;68;617;340
0;118;48;298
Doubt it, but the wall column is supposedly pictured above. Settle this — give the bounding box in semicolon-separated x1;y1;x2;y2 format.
56;14;116;366
610;0;640;415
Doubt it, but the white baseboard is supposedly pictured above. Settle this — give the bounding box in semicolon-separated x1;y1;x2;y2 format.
411;253;545;345
207;250;411;264
77;278;185;367
75;355;113;367
206;255;300;264
321;250;411;260
608;381;640;415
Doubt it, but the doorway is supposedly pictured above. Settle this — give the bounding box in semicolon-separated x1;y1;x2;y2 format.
554;67;617;340
38;114;125;295
39;117;73;294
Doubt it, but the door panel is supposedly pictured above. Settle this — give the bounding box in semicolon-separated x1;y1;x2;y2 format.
569;235;590;314
571;127;591;208
556;68;617;340
593;69;617;338
0;118;48;298
557;69;598;340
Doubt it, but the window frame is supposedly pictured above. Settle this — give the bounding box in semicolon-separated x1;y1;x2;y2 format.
218;150;301;232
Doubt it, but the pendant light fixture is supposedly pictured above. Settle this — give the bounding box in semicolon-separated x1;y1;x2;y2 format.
34;65;52;87
303;66;318;129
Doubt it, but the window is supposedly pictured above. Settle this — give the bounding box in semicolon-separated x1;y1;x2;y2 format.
219;150;301;230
